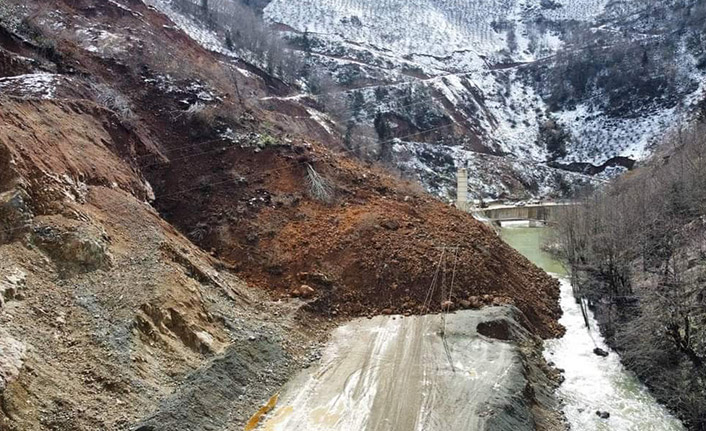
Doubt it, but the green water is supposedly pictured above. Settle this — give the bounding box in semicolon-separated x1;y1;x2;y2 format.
500;225;566;275
499;223;685;431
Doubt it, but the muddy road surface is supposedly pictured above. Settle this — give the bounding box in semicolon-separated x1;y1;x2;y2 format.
257;307;556;431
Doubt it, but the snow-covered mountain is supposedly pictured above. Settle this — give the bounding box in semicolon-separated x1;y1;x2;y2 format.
146;0;706;200
262;0;705;199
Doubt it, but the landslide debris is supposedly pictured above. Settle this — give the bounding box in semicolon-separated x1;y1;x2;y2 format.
0;0;563;430
156;140;563;338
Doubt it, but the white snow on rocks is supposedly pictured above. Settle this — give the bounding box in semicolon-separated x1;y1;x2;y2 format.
107;0;144;17
0;73;61;100
265;0;706;172
144;0;238;59
266;0;568;60
138;0;705;198
75;27;131;57
391;140;596;200
554;103;680;165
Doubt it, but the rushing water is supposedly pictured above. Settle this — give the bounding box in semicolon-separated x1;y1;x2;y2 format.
501;224;685;431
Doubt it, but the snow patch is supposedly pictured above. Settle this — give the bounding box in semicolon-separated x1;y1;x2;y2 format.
0;73;61;100
392;140;595;200
144;0;238;59
75;27;131;57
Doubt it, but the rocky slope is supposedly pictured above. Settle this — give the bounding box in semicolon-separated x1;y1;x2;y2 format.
259;0;706;199
0;97;316;430
0;1;564;430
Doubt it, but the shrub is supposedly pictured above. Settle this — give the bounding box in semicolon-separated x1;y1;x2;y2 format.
305;163;334;204
91;83;137;128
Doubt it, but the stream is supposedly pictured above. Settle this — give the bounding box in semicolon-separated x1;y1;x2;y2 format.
501;224;685;431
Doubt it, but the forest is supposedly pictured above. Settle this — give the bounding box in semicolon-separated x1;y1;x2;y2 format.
554;115;706;428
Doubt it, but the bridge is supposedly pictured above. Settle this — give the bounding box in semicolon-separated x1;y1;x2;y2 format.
455;168;574;226
473;203;569;226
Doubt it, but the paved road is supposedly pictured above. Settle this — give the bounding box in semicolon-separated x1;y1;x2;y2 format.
258;308;530;431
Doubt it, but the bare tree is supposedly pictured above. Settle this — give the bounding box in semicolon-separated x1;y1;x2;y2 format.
305;163;334;204
554;119;706;428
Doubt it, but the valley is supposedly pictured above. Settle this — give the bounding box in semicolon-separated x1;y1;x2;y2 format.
0;0;704;430
261;0;706;200
502;225;686;431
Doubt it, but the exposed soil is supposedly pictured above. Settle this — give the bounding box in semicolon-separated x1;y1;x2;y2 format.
153;139;563;338
0;95;329;431
0;0;563;429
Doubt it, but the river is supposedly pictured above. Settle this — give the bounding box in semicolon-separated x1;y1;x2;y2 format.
500;223;685;431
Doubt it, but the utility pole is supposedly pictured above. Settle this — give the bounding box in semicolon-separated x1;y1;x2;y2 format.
434;245;459;373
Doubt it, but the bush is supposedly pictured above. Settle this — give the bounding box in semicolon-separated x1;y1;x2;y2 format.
305;163;334;204
539;119;570;160
91;83;137;127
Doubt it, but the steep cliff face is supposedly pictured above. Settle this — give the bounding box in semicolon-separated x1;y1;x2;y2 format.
0;95;306;431
0;1;564;429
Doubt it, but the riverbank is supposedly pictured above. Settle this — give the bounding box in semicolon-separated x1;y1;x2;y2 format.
547;121;706;429
501;225;686;431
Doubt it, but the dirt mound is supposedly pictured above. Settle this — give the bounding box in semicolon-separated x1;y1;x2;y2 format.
154;140;562;338
0;0;561;338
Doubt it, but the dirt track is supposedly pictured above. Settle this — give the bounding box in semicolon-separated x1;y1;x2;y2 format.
258;307;550;431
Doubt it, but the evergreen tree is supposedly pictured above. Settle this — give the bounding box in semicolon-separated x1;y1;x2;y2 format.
374;112;392;141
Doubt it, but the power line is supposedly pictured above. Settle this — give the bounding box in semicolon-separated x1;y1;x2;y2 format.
423;247;446;312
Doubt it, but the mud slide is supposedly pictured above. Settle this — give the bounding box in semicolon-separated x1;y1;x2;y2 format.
257;307;553;431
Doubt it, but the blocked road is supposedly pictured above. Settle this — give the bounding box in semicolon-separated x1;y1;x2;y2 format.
258;308;534;431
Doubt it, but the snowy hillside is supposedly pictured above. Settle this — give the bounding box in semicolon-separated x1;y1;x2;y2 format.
266;0;609;60
141;0;705;200
263;0;706;199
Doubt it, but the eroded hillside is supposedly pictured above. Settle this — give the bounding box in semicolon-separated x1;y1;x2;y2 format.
0;1;562;430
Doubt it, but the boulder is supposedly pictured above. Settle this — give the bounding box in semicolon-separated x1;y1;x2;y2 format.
291;284;315;299
0;268;26;308
380;219;400;230
298;271;333;288
32;225;113;273
468;296;482;308
593;347;609;357
0;189;32;244
596;410;610;419
0;329;25;393
441;300;455;310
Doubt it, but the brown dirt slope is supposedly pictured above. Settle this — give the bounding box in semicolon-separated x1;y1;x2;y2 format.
155;139;563;338
0;95;325;431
